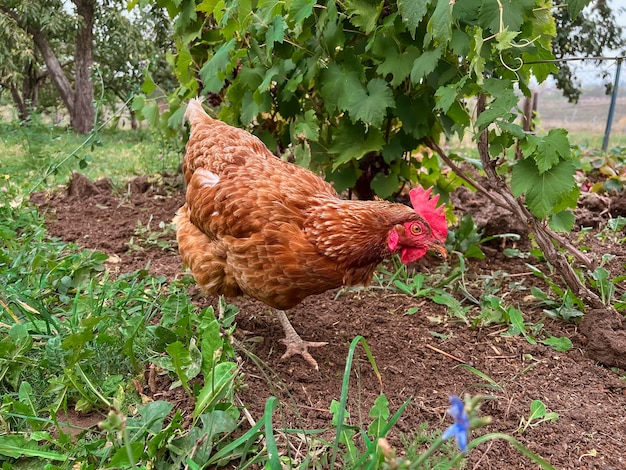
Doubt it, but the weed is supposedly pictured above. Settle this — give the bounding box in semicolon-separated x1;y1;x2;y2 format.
128;215;177;252
518;400;559;433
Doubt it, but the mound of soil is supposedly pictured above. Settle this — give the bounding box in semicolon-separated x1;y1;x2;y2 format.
32;173;626;469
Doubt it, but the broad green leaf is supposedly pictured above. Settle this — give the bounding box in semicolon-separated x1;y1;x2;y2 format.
141;100;160;127
398;0;428;38
371;171;399;198
198;39;237;93
537;129;571;172
469;27;486;84
200;318;222;376
495;28;520;51
377;45;420;87
541;336;573;352
289;0;315;23
478;0;536;34
410;47;442;83
108;442;145;468
194;362;238;417
325;165;359;193
528;400;547;421
435;85;457;113
567;0;590;17
343;0;383;34
0;435;65;460
368;394;390;437
18;381;36;416
291;110;320;141
165;341;191;390
329;124;385;169
293;142;312;168
427;0;453;45
511;159;576;219
347;78;395;127
266;15;285;53
167;104;186;129
369;394;390;421
258;0;282;11
435;77;468;113
450;29;470;56
197;0;222;13
476;79;518;129
548;210;576;233
141;73;157;95
320;64;364;114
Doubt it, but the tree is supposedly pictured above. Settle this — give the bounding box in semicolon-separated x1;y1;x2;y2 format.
0;0;95;133
94;3;176;129
553;0;626;102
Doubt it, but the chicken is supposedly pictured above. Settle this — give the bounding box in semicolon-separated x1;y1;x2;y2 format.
174;99;448;369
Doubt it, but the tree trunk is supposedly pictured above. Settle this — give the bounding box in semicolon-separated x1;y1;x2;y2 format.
71;0;95;134
9;83;29;121
31;30;75;115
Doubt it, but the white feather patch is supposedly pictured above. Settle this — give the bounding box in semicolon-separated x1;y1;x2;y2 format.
195;168;220;188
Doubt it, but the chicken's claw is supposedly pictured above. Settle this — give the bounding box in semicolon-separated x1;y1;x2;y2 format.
279;338;328;370
276;310;327;370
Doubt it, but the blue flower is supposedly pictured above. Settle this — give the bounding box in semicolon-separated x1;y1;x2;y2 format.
442;395;470;452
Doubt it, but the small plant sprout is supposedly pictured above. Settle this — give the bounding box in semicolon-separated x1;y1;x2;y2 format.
519;400;559;433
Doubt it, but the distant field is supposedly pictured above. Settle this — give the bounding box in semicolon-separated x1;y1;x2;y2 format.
535;92;626;148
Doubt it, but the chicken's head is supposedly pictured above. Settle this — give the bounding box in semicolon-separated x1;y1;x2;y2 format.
387;187;448;264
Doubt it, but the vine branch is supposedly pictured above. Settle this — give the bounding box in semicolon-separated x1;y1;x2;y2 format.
471;94;604;310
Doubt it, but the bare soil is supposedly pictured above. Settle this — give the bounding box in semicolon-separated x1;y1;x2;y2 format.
31;172;626;469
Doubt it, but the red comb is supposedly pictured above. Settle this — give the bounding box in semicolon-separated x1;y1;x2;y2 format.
409;186;448;242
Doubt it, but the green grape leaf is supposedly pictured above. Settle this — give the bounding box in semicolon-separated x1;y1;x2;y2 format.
397;0;428;38
326;165;359;194
329;124;385;169
435;77;467;113
495;28;520;51
567;0;589;17
347;78;395;127
524;129;571;173
371;171;400;198
289;0;315;24
469;27;486;84
476;79;518;128
291;110;320;141
199;38;237;93
479;0;536;34
266;15;285;52
343;0;382;34
548;210;576;233
428;0;453;44
511;159;576;218
410;47;442;83
377;46;421;87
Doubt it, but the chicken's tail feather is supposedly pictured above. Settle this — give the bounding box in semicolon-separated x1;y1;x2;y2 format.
184;98;211;128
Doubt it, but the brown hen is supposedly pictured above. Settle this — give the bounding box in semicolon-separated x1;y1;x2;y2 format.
174;99;448;369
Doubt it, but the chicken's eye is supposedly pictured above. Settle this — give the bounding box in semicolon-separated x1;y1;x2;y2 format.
410;224;422;235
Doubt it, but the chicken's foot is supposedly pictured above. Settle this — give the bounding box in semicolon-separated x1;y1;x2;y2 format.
276;310;327;370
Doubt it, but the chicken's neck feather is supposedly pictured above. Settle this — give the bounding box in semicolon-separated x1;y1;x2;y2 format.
306;198;419;267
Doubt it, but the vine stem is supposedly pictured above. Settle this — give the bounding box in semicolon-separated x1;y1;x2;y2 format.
465;93;605;309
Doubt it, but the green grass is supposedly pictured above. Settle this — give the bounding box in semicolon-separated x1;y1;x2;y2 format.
0;117;577;468
0;118;181;190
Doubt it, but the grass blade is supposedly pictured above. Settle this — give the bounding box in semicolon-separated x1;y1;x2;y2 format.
331;336;381;468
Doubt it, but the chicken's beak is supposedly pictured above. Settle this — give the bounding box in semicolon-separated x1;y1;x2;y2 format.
430;242;448;259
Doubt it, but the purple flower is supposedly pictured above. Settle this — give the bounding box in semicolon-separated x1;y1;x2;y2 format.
442;395;469;452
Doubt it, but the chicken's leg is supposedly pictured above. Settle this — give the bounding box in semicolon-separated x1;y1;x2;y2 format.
276;310;327;370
